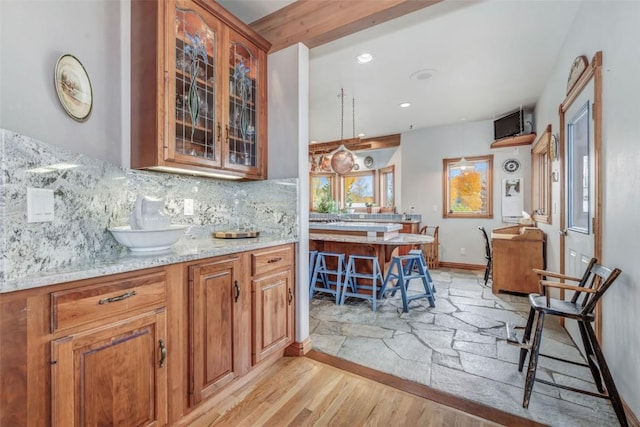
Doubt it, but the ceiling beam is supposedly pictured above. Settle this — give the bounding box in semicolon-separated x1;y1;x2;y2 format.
309;134;400;155
250;0;443;53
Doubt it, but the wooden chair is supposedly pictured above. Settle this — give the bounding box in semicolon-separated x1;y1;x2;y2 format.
509;258;628;426
417;225;439;269
478;226;491;286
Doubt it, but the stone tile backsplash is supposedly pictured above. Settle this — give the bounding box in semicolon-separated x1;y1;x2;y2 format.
0;129;298;283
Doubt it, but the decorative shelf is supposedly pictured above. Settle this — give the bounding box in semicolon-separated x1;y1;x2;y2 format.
490;133;537;149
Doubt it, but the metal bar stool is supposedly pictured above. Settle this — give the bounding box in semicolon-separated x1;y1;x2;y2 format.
309;251;345;304
340;254;384;311
407;249;436;293
379;254;436;313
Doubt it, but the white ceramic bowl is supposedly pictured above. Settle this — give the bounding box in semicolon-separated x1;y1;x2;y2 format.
109;225;188;252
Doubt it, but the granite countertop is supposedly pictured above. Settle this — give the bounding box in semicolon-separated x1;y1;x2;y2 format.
309;232;433;246
1;234;297;294
309;221;402;232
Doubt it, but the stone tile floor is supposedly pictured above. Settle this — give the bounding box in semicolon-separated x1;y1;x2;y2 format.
309;268;620;427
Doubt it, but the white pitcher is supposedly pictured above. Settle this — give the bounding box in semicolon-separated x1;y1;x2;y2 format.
129;195;171;230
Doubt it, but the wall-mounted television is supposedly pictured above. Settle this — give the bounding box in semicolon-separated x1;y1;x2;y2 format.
493;109;533;140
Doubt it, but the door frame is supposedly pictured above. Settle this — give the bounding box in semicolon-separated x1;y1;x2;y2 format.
559;51;603;336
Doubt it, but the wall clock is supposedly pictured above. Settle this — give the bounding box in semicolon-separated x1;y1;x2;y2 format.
364;156;374;168
502;159;520;174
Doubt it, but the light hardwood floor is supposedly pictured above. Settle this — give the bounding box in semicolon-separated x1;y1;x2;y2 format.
189;353;543;427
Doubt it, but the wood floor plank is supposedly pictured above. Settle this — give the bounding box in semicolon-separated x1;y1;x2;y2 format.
190;356;521;426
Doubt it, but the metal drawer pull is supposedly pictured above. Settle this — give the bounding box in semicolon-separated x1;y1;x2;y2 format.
98;290;136;305
267;257;282;264
159;339;167;368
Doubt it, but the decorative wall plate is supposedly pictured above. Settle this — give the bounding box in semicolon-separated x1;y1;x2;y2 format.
364;156;374;168
502;158;520;174
54;54;93;121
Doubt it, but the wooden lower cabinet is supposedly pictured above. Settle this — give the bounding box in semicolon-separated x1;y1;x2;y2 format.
187;255;250;406
51;309;168;427
252;269;294;364
0;243;296;426
250;245;295;364
398;221;420;256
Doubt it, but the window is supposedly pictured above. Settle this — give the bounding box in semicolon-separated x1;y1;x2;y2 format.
442;155;493;218
341;170;376;210
379;165;395;209
310;173;336;212
531;125;552;224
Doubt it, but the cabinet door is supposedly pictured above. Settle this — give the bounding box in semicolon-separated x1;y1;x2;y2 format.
51;309;167;427
252;269;294;364
188;257;248;406
170;2;223;167
223;28;267;178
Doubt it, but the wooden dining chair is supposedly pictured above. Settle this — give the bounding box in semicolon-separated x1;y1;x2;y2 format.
509;258;628;426
418;225;439;269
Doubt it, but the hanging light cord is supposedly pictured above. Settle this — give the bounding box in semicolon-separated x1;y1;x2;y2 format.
340;88;344;142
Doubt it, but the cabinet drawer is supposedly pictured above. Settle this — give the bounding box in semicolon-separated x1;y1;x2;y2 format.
51;270;166;332
251;245;294;276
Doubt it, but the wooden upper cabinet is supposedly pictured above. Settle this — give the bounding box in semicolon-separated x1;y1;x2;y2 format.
131;0;270;179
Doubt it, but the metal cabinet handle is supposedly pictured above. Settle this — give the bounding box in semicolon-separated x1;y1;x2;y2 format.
98;290;136;305
234;280;240;303
288;288;293;305
559;229;568;236
217;122;221;142
267;257;282;264
225;125;229;144
159;339;167;368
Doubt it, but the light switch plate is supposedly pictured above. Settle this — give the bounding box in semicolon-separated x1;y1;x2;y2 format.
27;188;55;223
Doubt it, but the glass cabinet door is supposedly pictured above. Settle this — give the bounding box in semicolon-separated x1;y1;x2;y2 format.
227;37;259;170
173;8;221;165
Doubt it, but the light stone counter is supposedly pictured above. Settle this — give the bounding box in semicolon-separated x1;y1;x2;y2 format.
309;233;433;246
1;234;297;293
309;221;402;233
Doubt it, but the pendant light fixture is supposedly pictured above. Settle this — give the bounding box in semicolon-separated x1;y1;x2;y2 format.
330;88;356;174
458;157;475;170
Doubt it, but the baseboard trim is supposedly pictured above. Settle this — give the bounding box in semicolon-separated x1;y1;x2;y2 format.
306;350;544;427
438;261;485;271
284;337;312;356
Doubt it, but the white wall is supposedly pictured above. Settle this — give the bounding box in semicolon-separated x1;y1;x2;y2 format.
268;43;310;343
534;0;640;417
401;119;531;266
0;0;125;166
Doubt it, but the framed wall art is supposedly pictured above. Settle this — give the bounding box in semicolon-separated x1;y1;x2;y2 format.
54;54;93;121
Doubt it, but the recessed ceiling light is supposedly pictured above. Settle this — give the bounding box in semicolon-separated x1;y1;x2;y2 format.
356;53;373;64
358;133;365;137
399;102;411;108
410;69;436;81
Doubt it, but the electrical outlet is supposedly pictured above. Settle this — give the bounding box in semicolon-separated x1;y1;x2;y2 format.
460;247;466;255
432;204;438;212
184;199;194;216
27;188;54;223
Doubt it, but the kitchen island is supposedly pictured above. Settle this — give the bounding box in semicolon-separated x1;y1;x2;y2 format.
309;230;434;287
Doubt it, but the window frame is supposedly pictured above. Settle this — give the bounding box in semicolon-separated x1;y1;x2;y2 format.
340;169;377;211
531;125;552;224
309;172;337;212
378;165;395;209
442;155;493;218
